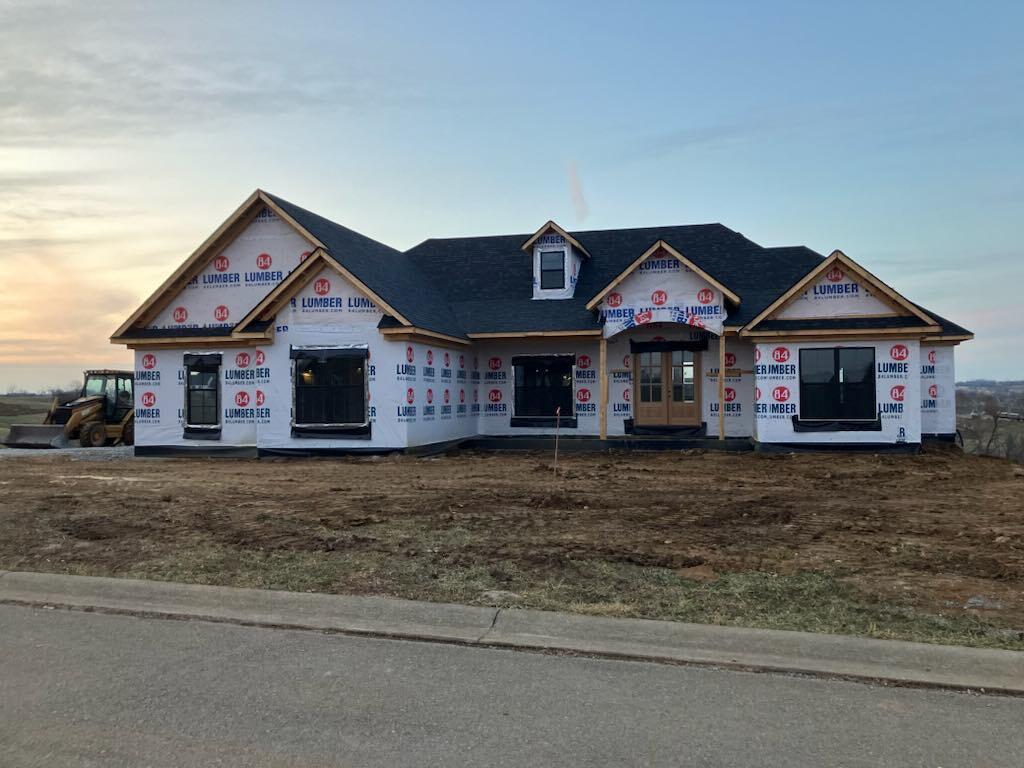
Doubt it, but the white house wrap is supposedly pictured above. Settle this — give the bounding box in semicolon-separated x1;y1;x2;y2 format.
599;251;727;338
113;189;972;455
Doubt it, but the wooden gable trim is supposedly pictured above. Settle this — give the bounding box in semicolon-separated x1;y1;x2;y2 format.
120;336;272;349
520;220;591;259
741;326;942;343
113;190;260;338
232;248;413;334
321;252;411;326
255;190;328;250
585;239;741;310
112;189;326;341
378;326;471;346
466;329;603;339
927;334;974;345
232;249;331;332
743;249;936;331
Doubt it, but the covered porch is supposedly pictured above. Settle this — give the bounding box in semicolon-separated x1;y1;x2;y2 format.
585;237;747;442
597;323;740;442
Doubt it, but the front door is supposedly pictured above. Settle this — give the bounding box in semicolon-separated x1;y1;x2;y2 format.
634;350;701;426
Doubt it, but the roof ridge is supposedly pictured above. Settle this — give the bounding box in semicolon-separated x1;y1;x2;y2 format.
409;232;532;247
262;191;405;255
571;222;731;237
763;245;826;257
407;222;741;249
263;191;468;338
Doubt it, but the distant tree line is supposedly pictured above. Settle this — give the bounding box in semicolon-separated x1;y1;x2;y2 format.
957;383;1024;462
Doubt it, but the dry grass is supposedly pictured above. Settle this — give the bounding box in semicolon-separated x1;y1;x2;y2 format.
2;447;1023;650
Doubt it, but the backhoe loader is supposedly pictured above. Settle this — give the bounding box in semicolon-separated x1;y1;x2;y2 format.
2;370;134;448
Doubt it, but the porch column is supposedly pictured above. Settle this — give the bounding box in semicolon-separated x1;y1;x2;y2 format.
599;335;608;440
718;333;726;440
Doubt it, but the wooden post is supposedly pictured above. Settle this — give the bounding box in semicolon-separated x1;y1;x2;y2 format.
718;333;726;440
599;335;608;440
553;406;560;475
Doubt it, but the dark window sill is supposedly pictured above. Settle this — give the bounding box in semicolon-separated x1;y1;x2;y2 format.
291;423;372;439
183;427;222;441
791;416;882;433
510;416;577;429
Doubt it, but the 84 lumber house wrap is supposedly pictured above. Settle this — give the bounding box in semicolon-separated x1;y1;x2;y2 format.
113;190;972;456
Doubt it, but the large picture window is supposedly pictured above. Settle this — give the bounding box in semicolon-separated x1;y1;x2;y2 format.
512;355;575;427
184;354;220;427
799;347;876;421
539;250;565;290
292;348;368;432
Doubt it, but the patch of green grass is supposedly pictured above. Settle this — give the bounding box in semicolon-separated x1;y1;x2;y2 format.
524;564;1024;650
101;545;1024;651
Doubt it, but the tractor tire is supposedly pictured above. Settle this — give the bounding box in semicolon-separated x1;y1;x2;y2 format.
80;422;108;448
121;421;134;446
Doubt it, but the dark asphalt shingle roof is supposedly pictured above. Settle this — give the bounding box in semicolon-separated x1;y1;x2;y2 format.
911;306;973;337
450;299;603;334
263;194;973;340
263;193;466;338
403;228;828;333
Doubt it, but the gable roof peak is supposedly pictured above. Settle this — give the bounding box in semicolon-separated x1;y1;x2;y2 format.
742;247;937;331
521;220;591;258
584;238;741;310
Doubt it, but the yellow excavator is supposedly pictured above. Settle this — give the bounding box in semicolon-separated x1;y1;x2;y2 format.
3;370;135;449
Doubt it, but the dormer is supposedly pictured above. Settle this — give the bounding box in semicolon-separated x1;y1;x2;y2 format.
521;221;590;300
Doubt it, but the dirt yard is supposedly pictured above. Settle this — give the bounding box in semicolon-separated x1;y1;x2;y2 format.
1;446;1022;649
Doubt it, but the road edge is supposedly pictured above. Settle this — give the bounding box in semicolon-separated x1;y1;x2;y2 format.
1;571;1020;696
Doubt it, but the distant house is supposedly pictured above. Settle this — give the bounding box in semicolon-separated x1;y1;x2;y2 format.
112;190;970;455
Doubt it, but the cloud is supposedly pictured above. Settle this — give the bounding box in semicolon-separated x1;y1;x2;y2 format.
0;169;106;191
0;51;353;146
0;252;137;366
0;4;410;147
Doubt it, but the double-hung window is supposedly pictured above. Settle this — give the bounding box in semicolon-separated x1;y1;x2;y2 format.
511;355;575;427
184;353;221;438
539;251;566;290
291;347;370;437
799;347;876;421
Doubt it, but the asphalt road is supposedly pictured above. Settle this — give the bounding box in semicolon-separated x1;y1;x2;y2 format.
0;605;1020;768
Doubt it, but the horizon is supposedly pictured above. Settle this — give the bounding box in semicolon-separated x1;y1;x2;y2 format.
1;1;1022;389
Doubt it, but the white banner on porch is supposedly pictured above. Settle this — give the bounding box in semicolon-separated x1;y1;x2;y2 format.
598;250;727;338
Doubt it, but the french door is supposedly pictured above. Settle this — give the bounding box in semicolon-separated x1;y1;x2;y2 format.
634;350;701;426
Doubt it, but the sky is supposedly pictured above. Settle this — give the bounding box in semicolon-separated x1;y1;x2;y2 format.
0;0;1021;390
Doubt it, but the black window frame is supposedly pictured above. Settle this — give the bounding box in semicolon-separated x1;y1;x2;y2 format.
539;250;566;291
798;347;877;423
183;353;222;440
511;354;576;428
290;347;371;439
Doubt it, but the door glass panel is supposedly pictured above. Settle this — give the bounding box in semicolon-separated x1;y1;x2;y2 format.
638;352;663;403
670;350;696;403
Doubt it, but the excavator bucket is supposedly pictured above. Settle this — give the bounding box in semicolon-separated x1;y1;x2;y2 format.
2;425;70;449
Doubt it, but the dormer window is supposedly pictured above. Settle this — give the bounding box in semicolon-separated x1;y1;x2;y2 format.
540;250;566;290
523;220;589;300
